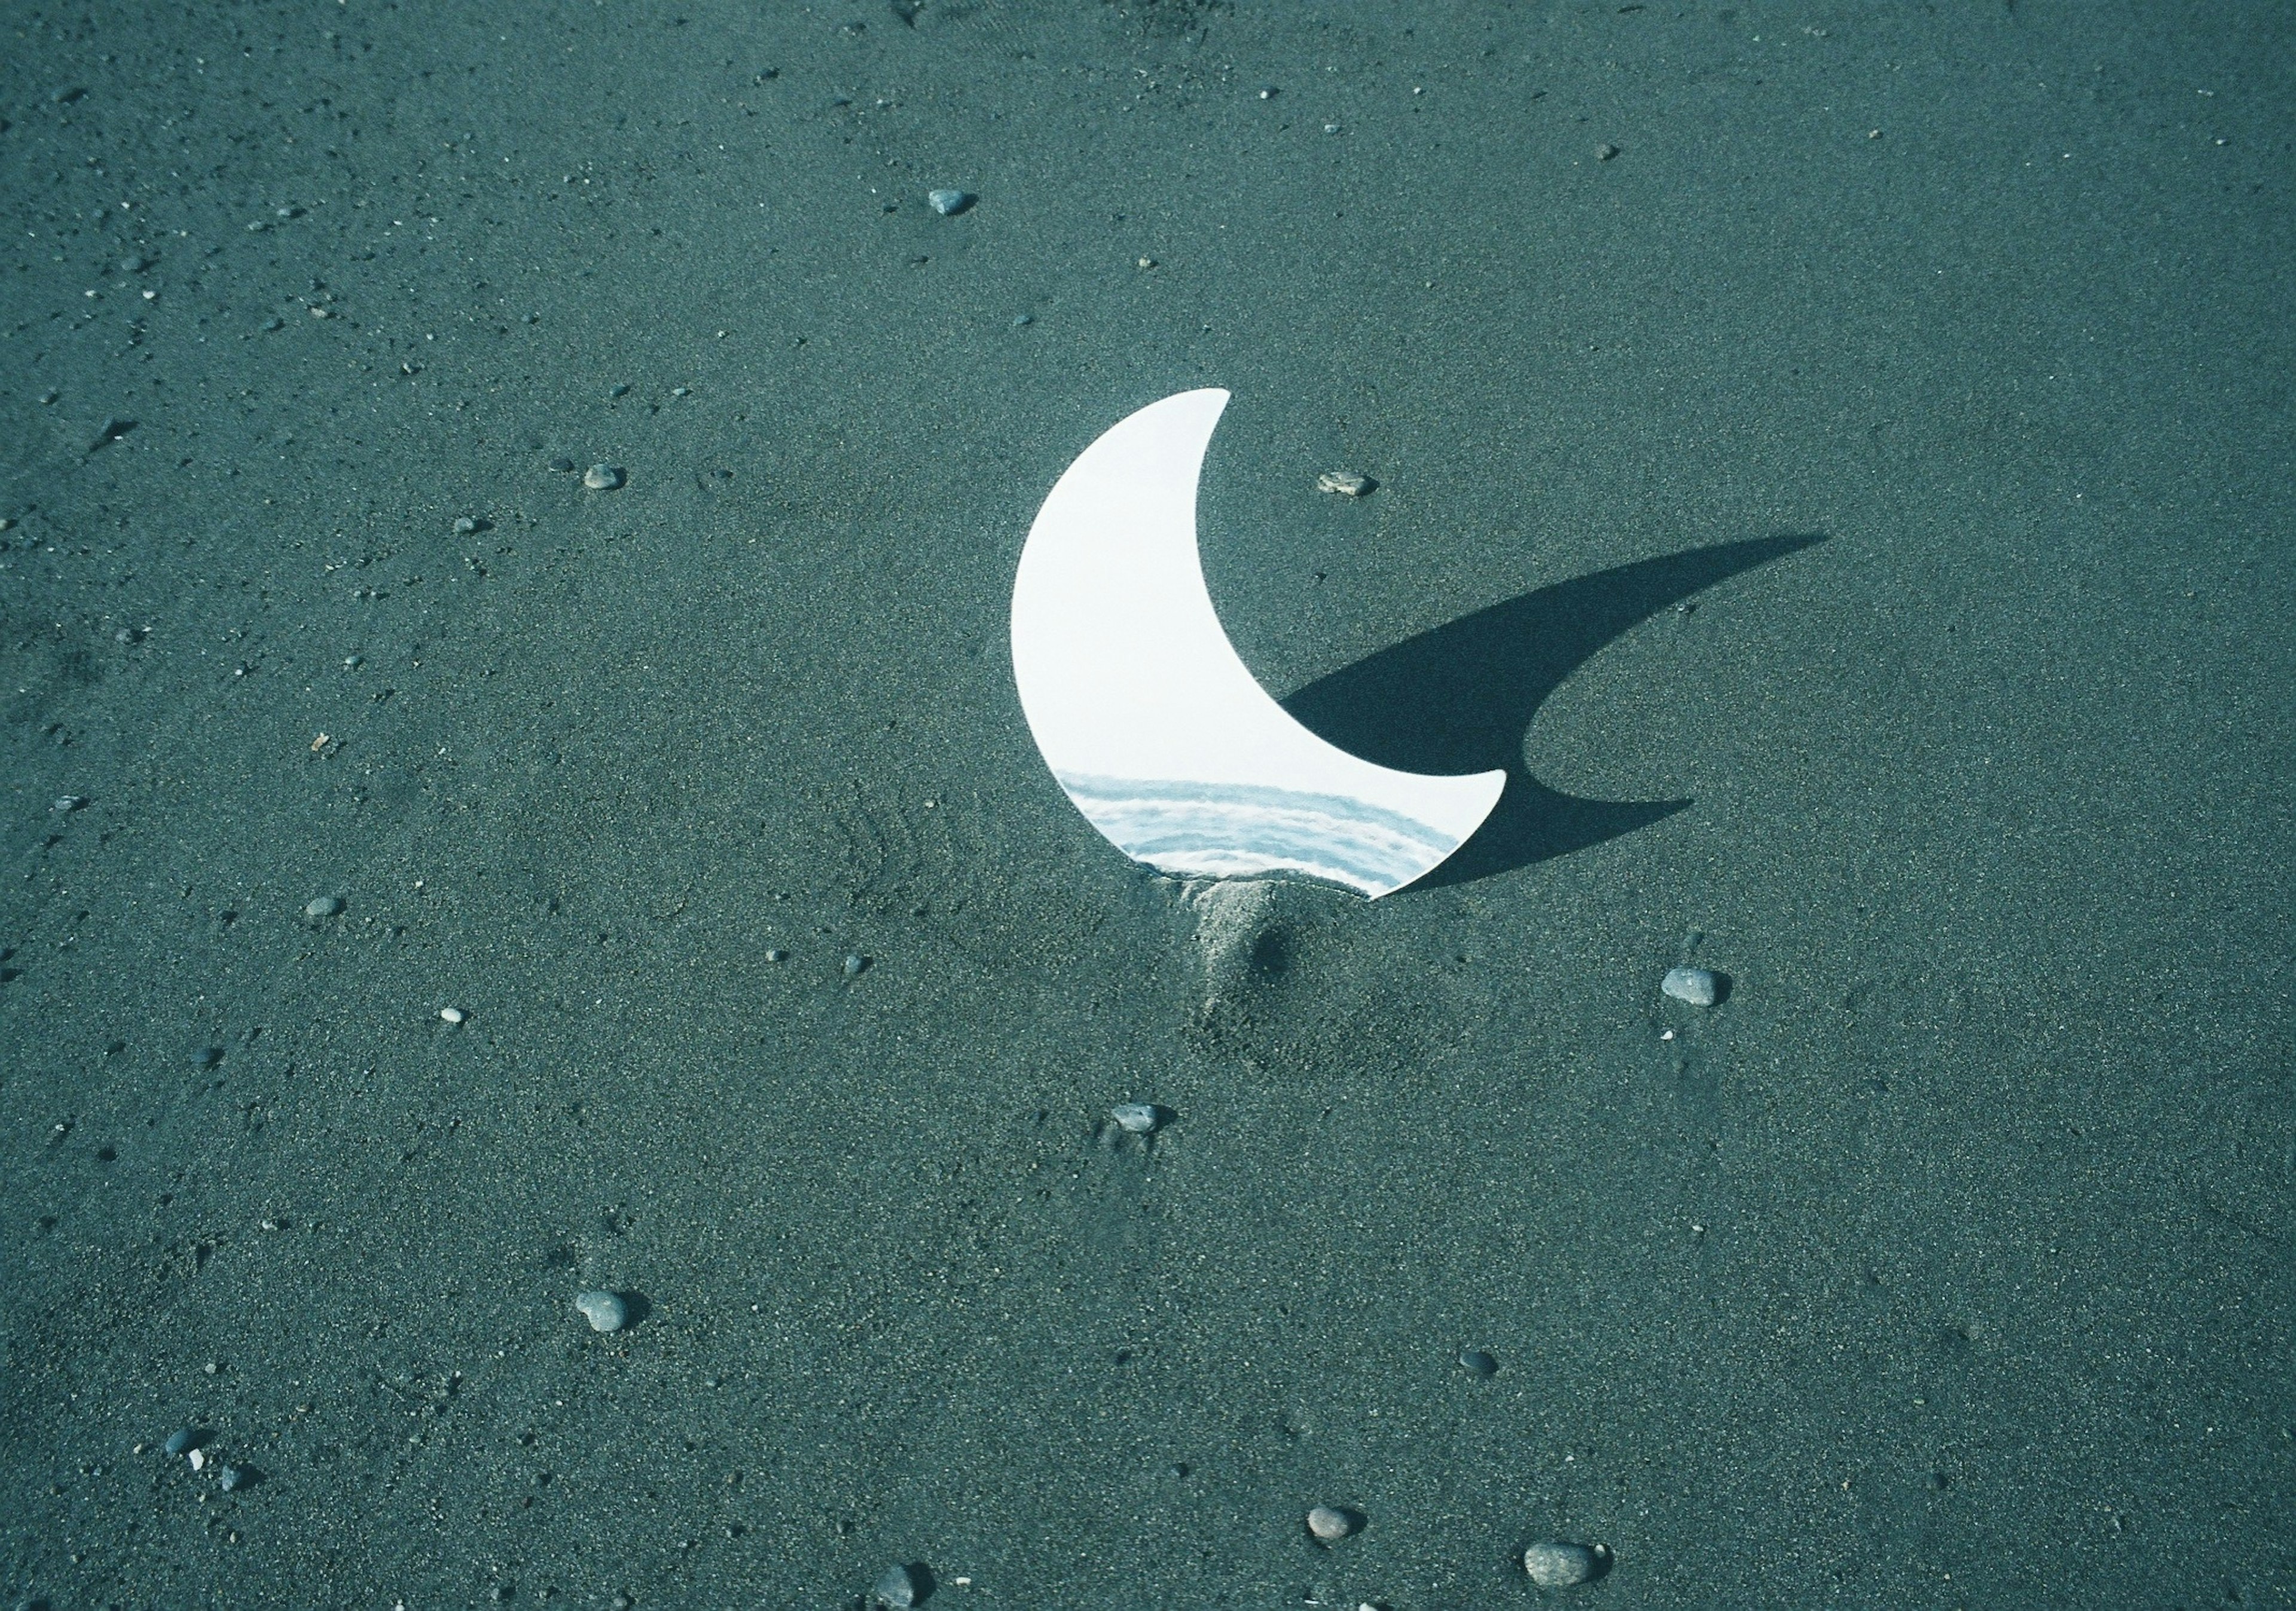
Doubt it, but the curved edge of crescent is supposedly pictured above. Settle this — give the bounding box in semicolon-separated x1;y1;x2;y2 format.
1013;388;1507;900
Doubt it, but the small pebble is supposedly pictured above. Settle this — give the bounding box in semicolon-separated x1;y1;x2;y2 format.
304;895;344;920
842;953;869;978
670;386;690;398
582;463;624;490
1660;966;1718;1007
871;1564;918;1608
547;456;576;473
1522;1540;1604;1588
262;316;283;331
574;1290;627;1333
119;254;149;274
926;188;975;216
438;1006;465;1025
1306;1505;1360;1542
1110;1102;1161;1135
1597;143;1620;161
1257;85;1279;99
1013;313;1033;326
51;794;87;813
218;1465;246;1492
452;515;480;535
186;1448;206;1472
163;1428;199;1456
609;383;630;398
765;948;789;962
1459;1349;1500;1378
1317;470;1373;497
39;390;60;404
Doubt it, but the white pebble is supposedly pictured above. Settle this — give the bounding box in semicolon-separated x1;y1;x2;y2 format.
1660;966;1718;1007
1522;1540;1604;1588
1316;470;1373;497
186;1448;207;1472
574;1290;627;1333
1305;1504;1360;1542
582;463;624;491
438;1006;465;1025
926;188;975;216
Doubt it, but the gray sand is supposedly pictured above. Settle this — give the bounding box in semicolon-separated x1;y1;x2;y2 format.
4;4;2291;1607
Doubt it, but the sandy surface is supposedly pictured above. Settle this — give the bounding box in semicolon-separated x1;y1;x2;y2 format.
3;3;2291;1607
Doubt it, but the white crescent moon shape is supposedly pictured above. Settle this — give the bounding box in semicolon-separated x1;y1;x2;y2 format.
1011;388;1506;898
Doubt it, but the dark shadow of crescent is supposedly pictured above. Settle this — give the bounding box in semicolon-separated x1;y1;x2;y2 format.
1281;533;1827;889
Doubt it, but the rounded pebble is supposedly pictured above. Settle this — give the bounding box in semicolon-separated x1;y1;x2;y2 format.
1660;966;1718;1007
1110;1102;1161;1135
842;953;869;977
1522;1540;1604;1588
574;1290;627;1333
452;515;480;535
926;188;975;216
163;1427;199;1456
1597;142;1621;161
1459;1349;1500;1378
547;456;576;473
582;463;624;491
304;895;343;920
871;1564;918;1609
1316;470;1374;497
1306;1504;1360;1542
438;1006;465;1026
217;1464;246;1492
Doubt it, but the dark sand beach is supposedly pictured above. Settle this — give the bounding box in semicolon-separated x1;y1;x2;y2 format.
4;2;2291;1606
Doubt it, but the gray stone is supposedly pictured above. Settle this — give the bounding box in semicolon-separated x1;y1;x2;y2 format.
1316;470;1373;497
163;1427;199;1456
452;516;480;535
1306;1504;1360;1542
547;456;576;473
1522;1540;1604;1588
1660;966;1718;1007
842;953;869;977
304;895;344;920
1459;1349;1500;1378
217;1464;246;1492
574;1291;627;1333
582;463;624;490
926;188;974;216
871;1564;918;1608
1110;1102;1161;1135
